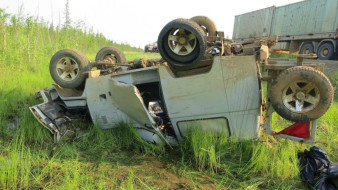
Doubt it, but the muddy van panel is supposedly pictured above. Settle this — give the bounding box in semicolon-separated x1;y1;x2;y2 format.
85;75;131;129
159;56;261;140
84;67;160;129
84;68;169;144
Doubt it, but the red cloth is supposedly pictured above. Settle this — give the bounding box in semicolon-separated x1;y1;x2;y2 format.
273;122;310;138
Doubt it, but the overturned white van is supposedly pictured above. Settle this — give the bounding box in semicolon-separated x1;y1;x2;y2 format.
30;17;334;146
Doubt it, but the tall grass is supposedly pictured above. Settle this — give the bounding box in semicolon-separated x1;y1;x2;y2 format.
317;102;338;158
181;127;300;178
245;138;300;180
182;126;226;172
0;136;32;189
328;72;338;101
0;119;162;189
180;126;248;173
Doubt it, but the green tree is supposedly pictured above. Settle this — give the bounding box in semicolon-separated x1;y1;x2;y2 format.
63;0;71;29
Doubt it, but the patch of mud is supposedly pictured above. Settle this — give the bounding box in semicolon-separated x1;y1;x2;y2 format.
7;117;21;130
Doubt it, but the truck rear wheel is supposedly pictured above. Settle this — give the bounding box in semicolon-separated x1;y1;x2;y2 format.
317;42;334;60
270;66;333;122
50;49;90;89
299;43;314;55
158;18;207;69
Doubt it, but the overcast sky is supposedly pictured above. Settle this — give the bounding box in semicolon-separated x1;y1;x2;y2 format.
0;0;302;48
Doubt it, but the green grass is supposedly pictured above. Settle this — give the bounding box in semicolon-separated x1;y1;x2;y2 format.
270;53;297;59
0;9;337;189
328;72;338;101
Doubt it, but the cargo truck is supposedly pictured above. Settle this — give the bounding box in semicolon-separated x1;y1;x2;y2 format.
233;0;338;60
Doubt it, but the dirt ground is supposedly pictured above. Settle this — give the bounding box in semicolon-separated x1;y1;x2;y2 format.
323;60;338;75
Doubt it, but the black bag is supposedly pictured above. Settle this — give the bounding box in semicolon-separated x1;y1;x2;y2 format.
298;146;338;190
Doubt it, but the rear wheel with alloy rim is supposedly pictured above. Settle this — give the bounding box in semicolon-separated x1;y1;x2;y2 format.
270;66;333;122
50;49;90;89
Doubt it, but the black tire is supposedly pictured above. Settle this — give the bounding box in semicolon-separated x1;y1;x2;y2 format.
158;18;207;69
50;49;90;89
299;43;314;54
95;46;126;64
270;66;333;122
317;42;334;60
190;16;217;37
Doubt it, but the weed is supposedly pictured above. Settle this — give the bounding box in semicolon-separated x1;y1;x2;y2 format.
270;53;297;59
245;138;300;180
113;122;166;156
0;136;32;189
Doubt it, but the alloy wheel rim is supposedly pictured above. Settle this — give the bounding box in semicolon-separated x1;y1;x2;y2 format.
167;28;197;56
56;57;79;81
282;80;320;113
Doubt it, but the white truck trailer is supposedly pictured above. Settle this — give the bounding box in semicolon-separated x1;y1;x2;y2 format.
233;0;338;60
